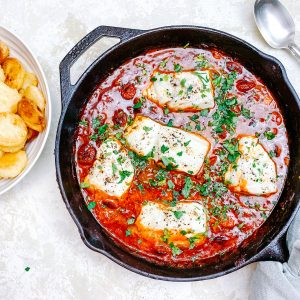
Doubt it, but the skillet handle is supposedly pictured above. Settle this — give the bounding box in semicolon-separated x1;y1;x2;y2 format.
254;200;300;263
59;26;144;108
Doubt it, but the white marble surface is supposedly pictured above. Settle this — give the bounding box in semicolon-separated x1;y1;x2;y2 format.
0;0;299;299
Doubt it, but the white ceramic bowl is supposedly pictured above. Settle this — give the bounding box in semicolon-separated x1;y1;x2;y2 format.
0;26;51;195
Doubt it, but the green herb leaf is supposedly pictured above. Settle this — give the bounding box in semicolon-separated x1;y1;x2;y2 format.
118;170;132;183
143;126;152;132
181;177;193;198
264;131;275;140
200;109;209;117
80;182;90;189
125;229;131;236
169;242;182;257
184;140;191;146
167;119;174;127
173;210;185;219
127;217;135;225
161;228;170;243
133;99;143;109
79;120;88;126
167;180;175;190
173;63;182;72
161;144;169;153
87;201;96;210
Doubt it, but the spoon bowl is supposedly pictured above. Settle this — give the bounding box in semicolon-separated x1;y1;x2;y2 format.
254;0;300;58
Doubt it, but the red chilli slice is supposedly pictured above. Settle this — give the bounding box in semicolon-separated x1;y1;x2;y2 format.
236;79;256;93
112;109;128;127
77;143;96;165
121;83;136;100
226;61;242;74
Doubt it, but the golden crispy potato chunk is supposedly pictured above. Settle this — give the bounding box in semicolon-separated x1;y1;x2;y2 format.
0;150;27;178
0;81;22;113
0;112;27;152
0;66;5;82
23;85;45;112
20;72;38;93
17;98;45;132
26;127;39;142
0;41;10;63
2;58;25;90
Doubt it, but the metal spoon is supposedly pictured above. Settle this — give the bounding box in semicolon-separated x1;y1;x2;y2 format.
254;0;300;59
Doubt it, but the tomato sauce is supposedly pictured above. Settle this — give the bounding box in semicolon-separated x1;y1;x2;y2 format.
75;47;289;267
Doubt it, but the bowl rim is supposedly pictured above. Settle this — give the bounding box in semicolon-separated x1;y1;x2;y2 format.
0;26;52;196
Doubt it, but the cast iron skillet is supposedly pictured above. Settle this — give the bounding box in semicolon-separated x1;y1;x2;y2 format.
56;25;300;281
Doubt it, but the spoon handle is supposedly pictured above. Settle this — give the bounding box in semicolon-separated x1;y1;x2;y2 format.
288;42;300;60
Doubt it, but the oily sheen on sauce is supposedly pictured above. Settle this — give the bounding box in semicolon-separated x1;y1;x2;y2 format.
75;47;289;268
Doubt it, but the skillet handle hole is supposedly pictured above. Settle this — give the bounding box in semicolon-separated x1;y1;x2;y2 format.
70;37;120;85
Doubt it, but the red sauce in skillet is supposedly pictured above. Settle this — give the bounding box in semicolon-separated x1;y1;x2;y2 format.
75;47;289;267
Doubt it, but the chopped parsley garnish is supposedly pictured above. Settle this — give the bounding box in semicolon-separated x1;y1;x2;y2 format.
133;99;143;109
125;229;131;236
180;78;186;87
169;242;182;257
269;150;276;158
181;177;193;198
149;179;157;186
160;59;168;68
127;217;135;225
184;140;191;146
98;124;108;135
173;63;182;72
188;235;199;249
223;139;240;163
187;85;193;93
200;109;209;117
25;267;30;272
161;144;169;153
241;105;252;119
161;228;170;243
118;170;132;183
80;182;90;188
87;201;96;210
167;180;175;189
79;120;88;126
264;131;275;140
164;107;170;114
195;54;208;69
177;151;183;156
161;156;178;170
173;210;185;219
111;162;118;176
189;114;199;122
167;119;174;127
127;115;134;125
143;126;152;132
150;77;157;82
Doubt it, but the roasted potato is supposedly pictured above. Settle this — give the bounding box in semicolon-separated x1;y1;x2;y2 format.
20;72;38;93
0;66;5;82
0;81;22;113
17;98;45;132
0;150;3;158
23;85;45;112
0;112;27;152
2;58;25;90
0;41;9;64
0;150;27;178
26;127;39;142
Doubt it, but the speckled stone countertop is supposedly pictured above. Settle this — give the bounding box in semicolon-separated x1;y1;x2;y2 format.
0;0;299;299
